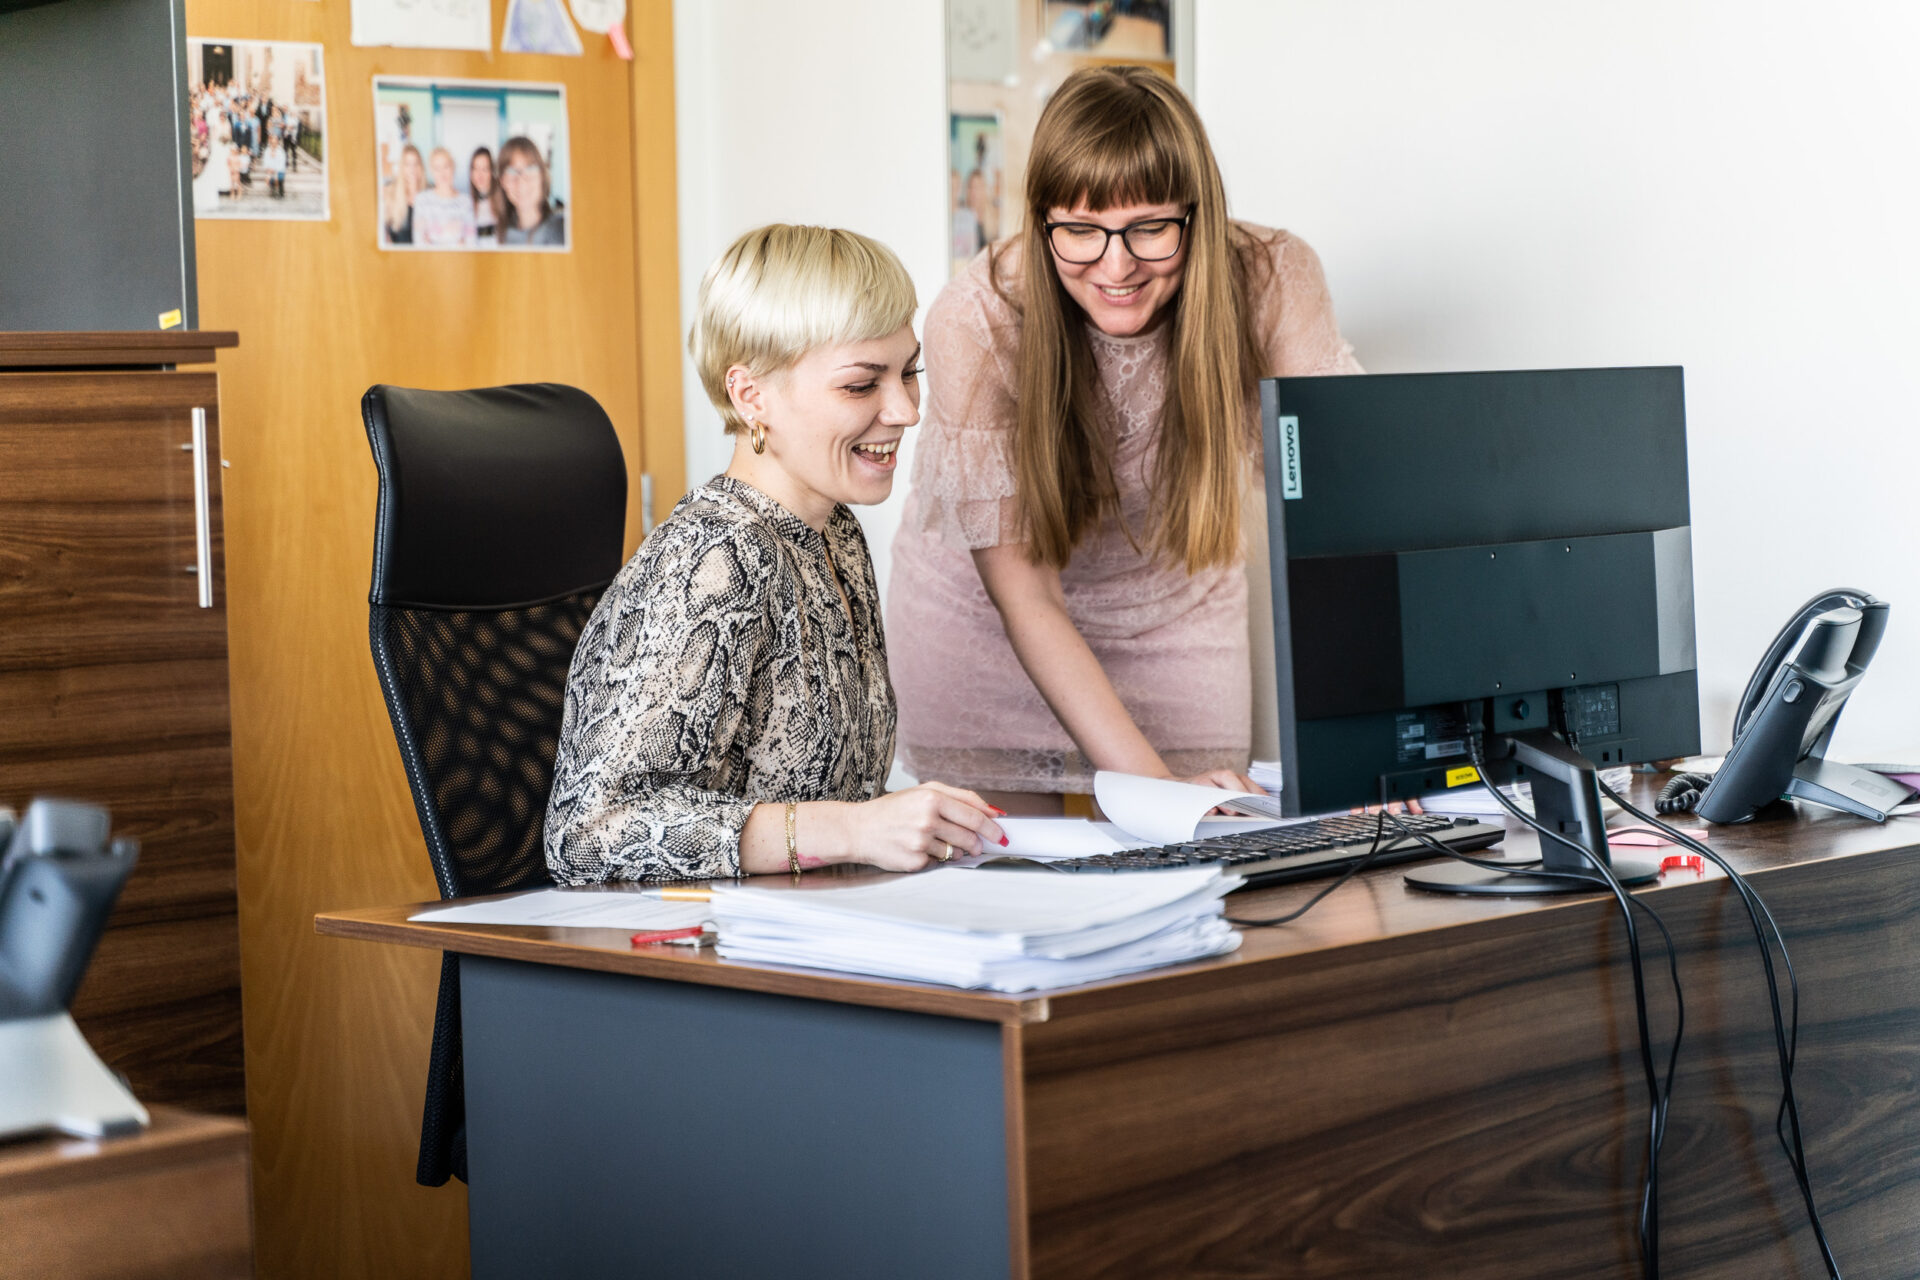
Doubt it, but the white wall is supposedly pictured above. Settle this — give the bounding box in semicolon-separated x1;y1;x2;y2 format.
673;0;950;599
1198;0;1920;756
674;0;1920;759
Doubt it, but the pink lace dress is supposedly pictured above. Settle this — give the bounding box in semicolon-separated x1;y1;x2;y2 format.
887;223;1360;793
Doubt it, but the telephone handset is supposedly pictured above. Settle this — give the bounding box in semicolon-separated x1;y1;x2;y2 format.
1661;589;1916;823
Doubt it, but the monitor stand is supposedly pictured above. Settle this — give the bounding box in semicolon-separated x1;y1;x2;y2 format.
1404;729;1659;895
0;1012;149;1141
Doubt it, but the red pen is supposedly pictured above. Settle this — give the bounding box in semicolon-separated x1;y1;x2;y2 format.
631;926;708;948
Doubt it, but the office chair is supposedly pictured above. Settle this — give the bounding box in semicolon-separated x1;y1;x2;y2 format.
362;383;627;1186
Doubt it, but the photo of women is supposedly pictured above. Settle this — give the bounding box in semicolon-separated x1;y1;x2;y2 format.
374;77;571;252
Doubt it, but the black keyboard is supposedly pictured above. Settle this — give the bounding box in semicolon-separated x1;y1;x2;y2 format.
1046;812;1506;889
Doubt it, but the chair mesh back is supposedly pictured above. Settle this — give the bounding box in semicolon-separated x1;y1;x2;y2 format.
361;381;626;1187
372;594;600;901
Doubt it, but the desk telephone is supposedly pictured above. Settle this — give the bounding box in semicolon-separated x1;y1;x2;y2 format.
1661;589;1916;823
0;798;148;1139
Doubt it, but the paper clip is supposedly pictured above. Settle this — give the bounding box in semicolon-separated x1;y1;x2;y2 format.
631;926;710;948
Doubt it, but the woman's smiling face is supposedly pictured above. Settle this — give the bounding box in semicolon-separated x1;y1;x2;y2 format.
742;324;923;517
1044;199;1191;338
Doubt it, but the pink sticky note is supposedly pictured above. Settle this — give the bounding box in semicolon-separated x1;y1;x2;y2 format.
608;22;633;59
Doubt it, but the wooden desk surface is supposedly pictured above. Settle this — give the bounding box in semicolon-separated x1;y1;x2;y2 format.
316;787;1920;1026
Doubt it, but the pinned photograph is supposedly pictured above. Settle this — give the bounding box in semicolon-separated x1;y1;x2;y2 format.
187;40;328;221
372;77;571;251
949;113;1003;273
502;0;584;55
1041;1;1172;60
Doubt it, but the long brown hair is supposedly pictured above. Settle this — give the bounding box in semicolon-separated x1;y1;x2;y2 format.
1000;66;1263;572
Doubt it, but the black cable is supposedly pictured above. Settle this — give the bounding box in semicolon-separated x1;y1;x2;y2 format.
1227;806;1593;930
1598;779;1844;1280
1226;811;1390;927
1373;805;1683;1266
1464;734;1677;1280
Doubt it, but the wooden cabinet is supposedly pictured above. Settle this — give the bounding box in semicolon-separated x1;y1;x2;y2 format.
0;331;244;1114
0;1106;253;1279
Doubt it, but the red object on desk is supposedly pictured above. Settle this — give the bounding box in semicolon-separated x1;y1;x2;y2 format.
630;926;706;947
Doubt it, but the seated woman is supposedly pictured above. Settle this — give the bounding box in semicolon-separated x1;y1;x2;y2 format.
544;224;1007;883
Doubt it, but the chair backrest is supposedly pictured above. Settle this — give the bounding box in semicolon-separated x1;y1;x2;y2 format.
363;384;627;900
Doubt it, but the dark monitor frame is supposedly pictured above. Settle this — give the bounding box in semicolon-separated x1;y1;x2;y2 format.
0;0;198;331
1258;366;1703;821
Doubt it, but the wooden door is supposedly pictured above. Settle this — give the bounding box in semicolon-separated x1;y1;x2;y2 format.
179;1;685;1273
0;369;242;1114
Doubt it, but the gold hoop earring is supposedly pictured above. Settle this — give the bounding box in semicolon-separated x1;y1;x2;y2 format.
747;419;766;455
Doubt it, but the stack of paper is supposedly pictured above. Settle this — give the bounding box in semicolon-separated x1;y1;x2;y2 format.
1418;766;1634;818
710;866;1241;992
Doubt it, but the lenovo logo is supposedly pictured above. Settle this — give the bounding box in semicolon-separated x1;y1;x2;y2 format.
1278;415;1303;499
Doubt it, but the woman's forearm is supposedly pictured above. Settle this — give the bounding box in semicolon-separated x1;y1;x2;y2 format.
972;545;1167;775
736;801;857;873
990;590;1168;777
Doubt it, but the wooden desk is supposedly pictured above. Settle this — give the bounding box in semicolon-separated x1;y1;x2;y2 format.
0;1106;252;1279
318;798;1920;1279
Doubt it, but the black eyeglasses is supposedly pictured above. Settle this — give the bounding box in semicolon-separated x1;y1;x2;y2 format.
1044;211;1192;264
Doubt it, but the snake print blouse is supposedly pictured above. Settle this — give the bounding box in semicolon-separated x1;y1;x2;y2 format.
543;475;896;882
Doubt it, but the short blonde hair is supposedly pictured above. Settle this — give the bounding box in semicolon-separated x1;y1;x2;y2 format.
689;224;917;435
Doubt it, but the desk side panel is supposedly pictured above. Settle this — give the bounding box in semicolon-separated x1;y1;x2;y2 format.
1020;850;1920;1279
461;955;1010;1280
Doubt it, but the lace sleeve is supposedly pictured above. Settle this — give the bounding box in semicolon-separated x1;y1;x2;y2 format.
542;524;769;883
1248;227;1364;377
907;262;1026;549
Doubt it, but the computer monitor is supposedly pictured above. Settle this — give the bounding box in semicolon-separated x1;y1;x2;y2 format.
1259;367;1703;892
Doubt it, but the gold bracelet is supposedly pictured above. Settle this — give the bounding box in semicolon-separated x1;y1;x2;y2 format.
784;802;801;875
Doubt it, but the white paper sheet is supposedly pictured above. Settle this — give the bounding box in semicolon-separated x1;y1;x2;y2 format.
998;818;1129;857
1093;771;1282;846
351;0;491;50
952;818;1133;868
409;890;710;930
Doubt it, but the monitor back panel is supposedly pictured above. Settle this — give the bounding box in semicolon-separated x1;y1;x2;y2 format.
1260;367;1701;813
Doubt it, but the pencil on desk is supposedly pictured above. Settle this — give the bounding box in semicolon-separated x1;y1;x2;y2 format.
640;886;713;902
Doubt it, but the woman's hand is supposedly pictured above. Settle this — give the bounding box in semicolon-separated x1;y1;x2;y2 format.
1179;768;1260;794
1172;768;1264;817
840;783;1008;872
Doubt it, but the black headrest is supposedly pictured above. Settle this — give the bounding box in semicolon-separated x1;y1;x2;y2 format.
363;383;627;610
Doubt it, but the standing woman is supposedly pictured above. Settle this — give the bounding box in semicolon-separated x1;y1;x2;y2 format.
888;66;1360;811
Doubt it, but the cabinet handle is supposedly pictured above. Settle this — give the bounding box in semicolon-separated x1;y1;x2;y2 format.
191;408;213;609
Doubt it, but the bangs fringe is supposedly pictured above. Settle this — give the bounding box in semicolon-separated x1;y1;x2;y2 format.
1030;87;1199;216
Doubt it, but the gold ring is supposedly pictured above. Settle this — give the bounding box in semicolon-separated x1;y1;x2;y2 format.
938;842;953;862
